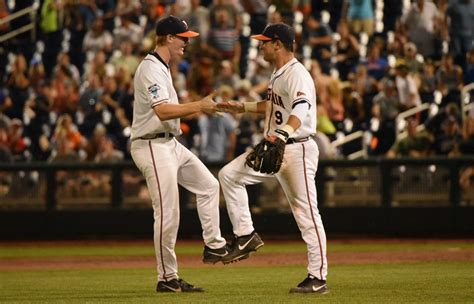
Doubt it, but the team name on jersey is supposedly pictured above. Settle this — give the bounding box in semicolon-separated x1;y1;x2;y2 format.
266;89;285;108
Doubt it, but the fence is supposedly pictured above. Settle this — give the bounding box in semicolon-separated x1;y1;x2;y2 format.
1;157;473;210
1;157;473;238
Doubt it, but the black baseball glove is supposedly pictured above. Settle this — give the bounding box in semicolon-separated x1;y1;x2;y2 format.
245;129;288;174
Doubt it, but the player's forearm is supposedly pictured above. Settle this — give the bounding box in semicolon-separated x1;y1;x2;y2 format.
258;101;269;113
286;115;302;131
153;102;201;120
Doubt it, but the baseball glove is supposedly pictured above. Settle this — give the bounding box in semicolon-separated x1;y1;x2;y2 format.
246;136;286;174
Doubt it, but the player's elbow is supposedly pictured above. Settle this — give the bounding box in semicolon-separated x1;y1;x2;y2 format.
153;105;173;121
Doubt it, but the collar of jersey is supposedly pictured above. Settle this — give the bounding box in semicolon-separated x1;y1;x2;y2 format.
149;52;169;69
272;58;299;80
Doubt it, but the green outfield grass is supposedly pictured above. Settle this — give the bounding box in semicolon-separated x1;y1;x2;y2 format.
1;241;473;303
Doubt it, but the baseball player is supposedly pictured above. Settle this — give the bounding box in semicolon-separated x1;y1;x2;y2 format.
130;15;230;293
217;23;329;293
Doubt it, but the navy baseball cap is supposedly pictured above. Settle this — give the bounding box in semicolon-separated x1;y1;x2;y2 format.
155;15;199;38
251;23;295;45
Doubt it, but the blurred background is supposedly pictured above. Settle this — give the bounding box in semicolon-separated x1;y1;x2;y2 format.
0;0;473;239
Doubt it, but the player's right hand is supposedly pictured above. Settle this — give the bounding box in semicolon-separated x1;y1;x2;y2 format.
199;92;217;114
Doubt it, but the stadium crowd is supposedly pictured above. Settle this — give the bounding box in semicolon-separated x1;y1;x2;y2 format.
0;0;473;172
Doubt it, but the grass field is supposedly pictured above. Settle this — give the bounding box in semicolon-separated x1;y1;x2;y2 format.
1;240;473;303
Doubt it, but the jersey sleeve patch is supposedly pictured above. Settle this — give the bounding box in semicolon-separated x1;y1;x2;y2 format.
147;84;161;100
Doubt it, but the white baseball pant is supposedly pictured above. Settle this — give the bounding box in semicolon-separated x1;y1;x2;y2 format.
219;139;328;280
131;137;227;281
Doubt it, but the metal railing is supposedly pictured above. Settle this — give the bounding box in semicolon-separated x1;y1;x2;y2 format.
0;2;38;43
330;130;368;159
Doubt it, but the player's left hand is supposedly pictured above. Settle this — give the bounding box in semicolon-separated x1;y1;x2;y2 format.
246;136;286;174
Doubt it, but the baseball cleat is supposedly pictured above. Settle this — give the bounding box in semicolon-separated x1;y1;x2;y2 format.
202;244;231;264
156;278;204;292
222;231;264;264
289;274;329;294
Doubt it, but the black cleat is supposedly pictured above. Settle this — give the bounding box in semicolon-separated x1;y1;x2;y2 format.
289;274;329;294
203;244;231;264
222;231;264;264
156;278;204;293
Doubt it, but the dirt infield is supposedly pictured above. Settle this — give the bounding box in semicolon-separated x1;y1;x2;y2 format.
1;239;473;271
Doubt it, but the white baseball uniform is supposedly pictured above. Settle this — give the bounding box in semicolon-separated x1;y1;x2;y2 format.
219;58;328;280
130;52;227;282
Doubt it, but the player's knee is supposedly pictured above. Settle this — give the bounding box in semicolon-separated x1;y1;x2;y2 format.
208;176;219;192
218;166;230;183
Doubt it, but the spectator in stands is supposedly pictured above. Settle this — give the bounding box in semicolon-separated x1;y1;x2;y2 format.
316;104;337;139
209;0;241;29
53;114;86;154
343;0;374;37
5;54;30;120
82;17;114;56
206;6;241;69
39;0;64;77
419;59;437;103
233;79;262;156
432;113;463;155
28;58;47;90
342;83;366;131
402;42;424;75
53;52;80;85
402;0;439;60
83;50;109;79
186;0;211;48
94;135;124;163
213;60;240;89
436;53;464;107
386;117;433;158
5;119;28;162
425;102;462;143
50;66;80;115
23;81;53;161
363;44;389;81
109;40;140;77
370;77;399;155
335;20;360;80
84;123;107;161
198;85;237;163
249;56;272;99
445;0;474;67
349;63;378;115
113;13;143;50
394;60;421;112
311;60;344;126
304;13;333;75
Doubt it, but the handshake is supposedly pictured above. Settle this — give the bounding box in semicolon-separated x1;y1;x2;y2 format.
197;92;248;115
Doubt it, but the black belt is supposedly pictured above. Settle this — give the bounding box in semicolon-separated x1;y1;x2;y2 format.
286;137;310;145
137;132;175;140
